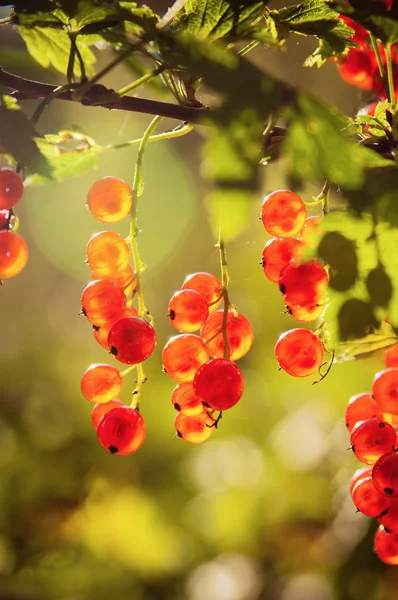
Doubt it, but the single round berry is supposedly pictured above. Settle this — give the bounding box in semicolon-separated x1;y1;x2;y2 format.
93;306;138;350
279;260;328;307
86;231;130;277
373;369;398;415
373;452;398;498
351;477;393;518
92;265;136;297
374;526;398;565
81;364;123;404
91;399;124;429
350;418;396;464
108;317;156;364
378;500;398;532
171;382;204;416
261;190;306;238
0;209;10;230
81;279;127;327
385;344;398;369
174;410;215;444
194;358;244;411
0;231;28;278
0;169;23;210
301;216;322;248
274;328;324;378
200;310;253;361
345;392;381;433
181;272;223;311
350;467;373;494
168;289;209;333
162;334;209;382
96;406;146;455
338;49;374;90
286;302;325;323
87;176;133;223
261;237;304;284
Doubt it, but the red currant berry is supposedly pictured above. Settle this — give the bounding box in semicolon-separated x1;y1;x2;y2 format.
86;231;130;277
279;260;328;307
162;334;209;382
181;272;222;311
374;526;398;565
81;364;123;404
81;279;126;327
168;289;209;333
373;451;398;498
261;190;306;238
200;310;253;361
385;344;398;369
274;328;324;378
345;392;381;433
92;265;136;297
351;477;392;518
0;169;23;210
194;358;244;411
174;410;215;444
0;209;10;230
300;216;322;248
350;467;373;494
96;406;146;455
338;49;374;90
286;302;325;323
373;369;398;415
108;317;156;364
0;231;28;278
378;501;398;531
91;399;124;429
350;418;396;464
171;382;204;416
93;306;138;350
261;237;304;284
87;176;132;223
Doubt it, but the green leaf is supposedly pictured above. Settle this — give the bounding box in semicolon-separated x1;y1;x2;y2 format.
335;320;398;362
335;0;398;44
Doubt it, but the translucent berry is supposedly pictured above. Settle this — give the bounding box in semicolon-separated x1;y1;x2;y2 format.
87;176;133;223
91;399;124;429
374;526;398;565
286;302;325;323
108;317;156;364
168;289;209;333
385;344;398;369
338;49;374;90
373;451;398;498
373;369;398;415
345;392;381;433
200;310;253;361
279;260;328;307
301;216;322;248
0;231;28;278
274;328;324;378
194;358;244;411
96;406;146;455
93;306;138;350
0;169;23;210
81;279;127;327
0;210;10;230
350;418;396;464
261;237;304;283
86;231;130;277
351;477;392;518
175;410;215;444
81;364;123;404
162;334;209;382
350;467;373;494
92;265;136;297
378;500;398;532
261;190;306;238
181;272;222;311
171;382;204;416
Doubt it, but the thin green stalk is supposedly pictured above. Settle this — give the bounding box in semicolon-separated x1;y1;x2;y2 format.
237;40;259;57
117;67;164;98
131;363;147;409
369;33;390;100
120;364;136;377
217;238;231;361
96;122;193;153
385;43;398;140
30;83;80;126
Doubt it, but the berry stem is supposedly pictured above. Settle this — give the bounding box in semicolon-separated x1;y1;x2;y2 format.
97;122;194;153
120;364;136;378
116;66;165;98
369;33;390;101
131;362;147;409
385;43;398;141
237;40;259;57
217;237;231;360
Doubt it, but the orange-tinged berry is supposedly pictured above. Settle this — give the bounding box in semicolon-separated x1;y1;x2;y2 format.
261;237;304;283
338;49;374;90
108;317;156;364
86;231;130;277
373;369;398;415
172;382;205;416
274;328;324;378
345;392;381;433
96;406;145;455
92;264;136;297
168;289;209;333
81;279;127;327
93;306;138;349
81;364;123;404
162;334;209;382
261;190;306;238
301;216;322;248
181;272;222;312
200;310;253;361
374;526;398;565
286;302;325;323
378;500;398;531
194;358;244;411
385;344;398;368
174;410;214;444
0;231;28;278
87;176;132;223
350;467;373;494
373;452;398;498
0;169;23;210
351;477;392;517
279;260;328;307
350;418;396;464
91;399;124;429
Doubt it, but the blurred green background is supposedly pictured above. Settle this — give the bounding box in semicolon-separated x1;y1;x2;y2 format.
1;2;397;599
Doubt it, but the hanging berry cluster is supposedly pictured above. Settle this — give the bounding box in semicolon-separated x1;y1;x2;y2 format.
80;175;156;456
260;190;328;379
347;344;398;565
163;264;254;444
0;168;28;281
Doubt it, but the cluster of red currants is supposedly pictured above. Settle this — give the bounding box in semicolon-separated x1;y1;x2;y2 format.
337;0;396;95
260;190;327;379
80;176;155;456
163;272;254;444
347;344;398;564
0;168;28;281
